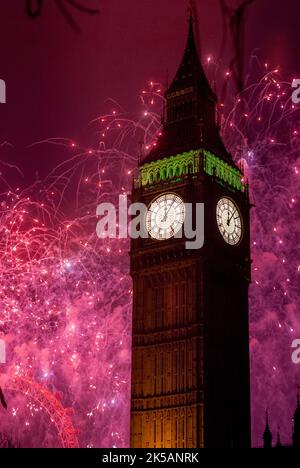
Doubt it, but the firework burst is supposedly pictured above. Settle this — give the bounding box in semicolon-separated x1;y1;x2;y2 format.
0;72;299;447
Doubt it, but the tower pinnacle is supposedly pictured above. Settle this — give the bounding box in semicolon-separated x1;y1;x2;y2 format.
188;0;195;25
144;6;233;166
263;410;272;449
275;427;282;448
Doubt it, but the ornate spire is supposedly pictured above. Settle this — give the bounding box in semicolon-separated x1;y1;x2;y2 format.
143;4;233;166
188;0;194;25
166;6;215;101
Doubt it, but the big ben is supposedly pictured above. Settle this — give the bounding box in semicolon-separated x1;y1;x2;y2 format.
130;12;251;449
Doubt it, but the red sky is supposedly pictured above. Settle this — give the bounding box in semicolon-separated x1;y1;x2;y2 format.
0;0;299;179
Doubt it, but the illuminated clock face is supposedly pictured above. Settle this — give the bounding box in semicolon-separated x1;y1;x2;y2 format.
146;193;185;240
216;197;243;245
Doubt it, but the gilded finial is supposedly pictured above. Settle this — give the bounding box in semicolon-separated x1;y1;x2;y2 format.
188;0;195;25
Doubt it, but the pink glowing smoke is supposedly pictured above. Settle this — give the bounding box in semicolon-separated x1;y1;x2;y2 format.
0;73;299;447
222;67;300;446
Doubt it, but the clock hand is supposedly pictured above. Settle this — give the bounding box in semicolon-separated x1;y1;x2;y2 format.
162;207;168;222
227;210;237;225
163;201;175;222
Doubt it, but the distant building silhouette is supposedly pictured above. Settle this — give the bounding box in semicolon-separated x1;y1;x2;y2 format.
293;386;300;447
263;411;272;449
275;429;282;449
263;387;300;448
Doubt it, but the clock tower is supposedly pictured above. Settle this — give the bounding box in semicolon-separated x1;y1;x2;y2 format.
130;12;251;448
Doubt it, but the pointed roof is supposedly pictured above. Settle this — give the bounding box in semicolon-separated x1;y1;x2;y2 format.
142;6;234;166
166;12;216;102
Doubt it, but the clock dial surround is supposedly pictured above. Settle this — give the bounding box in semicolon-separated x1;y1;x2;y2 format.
216;197;243;246
146;193;185;240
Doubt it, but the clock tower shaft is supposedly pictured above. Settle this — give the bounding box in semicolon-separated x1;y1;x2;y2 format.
130;13;251;449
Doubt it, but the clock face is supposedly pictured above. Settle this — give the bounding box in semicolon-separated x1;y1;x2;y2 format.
146;193;185;240
216;197;243;245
